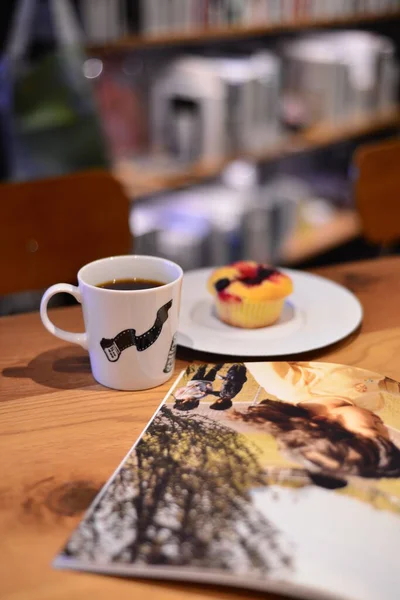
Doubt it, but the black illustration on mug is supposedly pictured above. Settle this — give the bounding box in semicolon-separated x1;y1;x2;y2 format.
100;300;173;362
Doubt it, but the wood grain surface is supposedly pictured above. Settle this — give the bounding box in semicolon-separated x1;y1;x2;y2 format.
88;10;400;53
114;108;399;200
1;256;400;600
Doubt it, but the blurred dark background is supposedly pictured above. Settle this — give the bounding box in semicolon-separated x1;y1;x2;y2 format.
1;0;400;314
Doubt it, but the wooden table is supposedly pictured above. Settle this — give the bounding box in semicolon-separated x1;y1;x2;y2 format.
1;256;400;600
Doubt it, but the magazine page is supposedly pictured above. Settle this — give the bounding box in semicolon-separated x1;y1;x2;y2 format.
54;362;400;600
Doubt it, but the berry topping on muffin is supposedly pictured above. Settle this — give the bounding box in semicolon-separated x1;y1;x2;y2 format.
208;261;293;328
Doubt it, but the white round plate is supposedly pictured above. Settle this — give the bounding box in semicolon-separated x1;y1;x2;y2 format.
177;268;363;356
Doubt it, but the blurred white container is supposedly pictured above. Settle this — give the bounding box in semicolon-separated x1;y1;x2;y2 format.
151;52;282;163
130;197;211;270
130;170;307;270
241;175;304;263
331;31;397;116
129;203;161;255
246;52;282;152
282;31;398;128
164;183;249;266
151;57;225;163
283;38;350;127
157;218;209;271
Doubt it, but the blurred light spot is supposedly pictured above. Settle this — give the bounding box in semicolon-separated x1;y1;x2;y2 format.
26;239;39;253
83;58;103;79
122;57;143;77
222;160;257;190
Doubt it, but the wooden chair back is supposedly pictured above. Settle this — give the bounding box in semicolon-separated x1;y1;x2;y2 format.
0;170;131;295
353;137;400;246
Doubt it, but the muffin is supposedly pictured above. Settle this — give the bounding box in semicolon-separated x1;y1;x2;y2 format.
207;261;293;329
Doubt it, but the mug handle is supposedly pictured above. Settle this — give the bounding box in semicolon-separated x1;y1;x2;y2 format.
40;284;88;350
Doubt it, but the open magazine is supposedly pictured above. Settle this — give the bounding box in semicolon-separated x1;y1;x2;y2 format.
54;362;400;600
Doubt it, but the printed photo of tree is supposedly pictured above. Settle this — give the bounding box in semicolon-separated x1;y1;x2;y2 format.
64;406;291;575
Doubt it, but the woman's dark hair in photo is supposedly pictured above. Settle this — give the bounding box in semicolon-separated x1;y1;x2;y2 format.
234;399;400;479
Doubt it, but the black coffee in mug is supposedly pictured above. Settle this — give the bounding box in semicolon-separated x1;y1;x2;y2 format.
97;278;165;291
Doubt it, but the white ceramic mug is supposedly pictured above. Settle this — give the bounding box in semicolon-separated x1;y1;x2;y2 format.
40;255;183;390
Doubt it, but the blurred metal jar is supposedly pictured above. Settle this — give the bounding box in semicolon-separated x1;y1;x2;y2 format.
241;177;301;264
281;31;398;129
151;51;282;164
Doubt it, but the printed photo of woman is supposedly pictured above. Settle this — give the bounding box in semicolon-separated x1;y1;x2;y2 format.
173;363;247;411
237;362;400;480
172;364;222;411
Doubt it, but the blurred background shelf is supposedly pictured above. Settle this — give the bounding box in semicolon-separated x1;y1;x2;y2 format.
2;0;399;302
88;10;400;53
114;107;400;199
281;210;361;265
